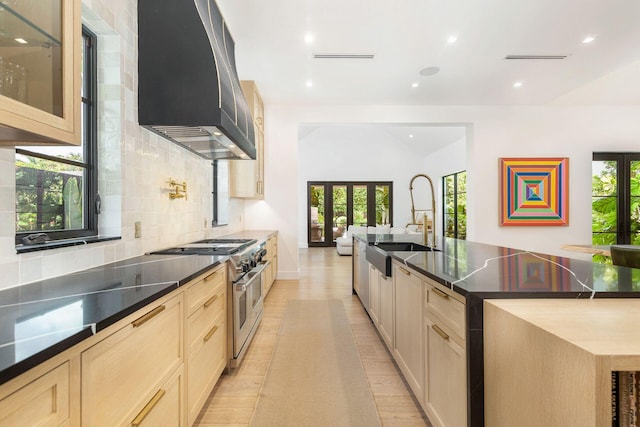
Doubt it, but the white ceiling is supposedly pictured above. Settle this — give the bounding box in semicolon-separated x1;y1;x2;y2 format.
217;0;640;106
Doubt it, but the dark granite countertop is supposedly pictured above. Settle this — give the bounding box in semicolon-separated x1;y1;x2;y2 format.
0;254;225;386
356;233;640;298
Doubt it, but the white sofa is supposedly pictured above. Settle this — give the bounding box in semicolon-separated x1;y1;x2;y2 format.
335;225;408;255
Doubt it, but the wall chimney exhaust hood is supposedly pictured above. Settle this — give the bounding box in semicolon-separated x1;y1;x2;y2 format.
138;0;256;160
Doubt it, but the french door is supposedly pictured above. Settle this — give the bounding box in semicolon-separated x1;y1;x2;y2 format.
308;181;392;247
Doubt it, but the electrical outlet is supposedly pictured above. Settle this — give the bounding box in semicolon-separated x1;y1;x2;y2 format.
134;221;141;238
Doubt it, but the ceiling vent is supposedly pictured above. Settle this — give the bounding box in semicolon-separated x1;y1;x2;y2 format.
505;55;568;60
313;53;375;59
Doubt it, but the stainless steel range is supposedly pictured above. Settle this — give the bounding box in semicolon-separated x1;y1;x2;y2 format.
150;238;268;367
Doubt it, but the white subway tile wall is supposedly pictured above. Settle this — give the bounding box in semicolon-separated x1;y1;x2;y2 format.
0;0;244;290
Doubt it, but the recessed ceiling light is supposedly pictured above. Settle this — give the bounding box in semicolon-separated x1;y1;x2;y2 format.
447;35;457;44
582;36;595;44
513;81;523;88
304;33;314;44
409;134;414;139
411;82;419;88
306;80;313;88
15;38;27;44
419;66;440;77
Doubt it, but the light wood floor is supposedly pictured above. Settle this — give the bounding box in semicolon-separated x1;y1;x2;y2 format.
194;247;432;426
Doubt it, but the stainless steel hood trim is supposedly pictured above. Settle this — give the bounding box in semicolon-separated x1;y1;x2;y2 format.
138;0;256;160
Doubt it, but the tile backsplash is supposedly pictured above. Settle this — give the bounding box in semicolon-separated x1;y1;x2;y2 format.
0;0;243;290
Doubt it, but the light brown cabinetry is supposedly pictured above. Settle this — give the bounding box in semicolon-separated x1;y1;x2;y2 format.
131;366;184;427
263;234;278;296
0;0;81;146
0;361;72;426
229;80;265;198
378;268;394;350
81;294;184;426
185;265;227;426
393;262;424;400
423;277;467;427
485;299;640;427
368;264;380;324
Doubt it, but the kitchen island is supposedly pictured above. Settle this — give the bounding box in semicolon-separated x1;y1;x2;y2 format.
353;233;640;427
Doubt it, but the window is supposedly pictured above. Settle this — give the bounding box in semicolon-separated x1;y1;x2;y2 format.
592;153;640;248
307;181;392;246
15;27;98;244
443;171;467;240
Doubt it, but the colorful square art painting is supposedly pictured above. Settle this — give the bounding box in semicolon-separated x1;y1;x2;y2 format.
499;157;569;226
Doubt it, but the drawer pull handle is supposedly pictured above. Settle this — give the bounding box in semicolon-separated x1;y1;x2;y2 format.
204;325;219;342
431;288;449;300
131;305;165;328
399;267;410;276
204;271;219;282
131;389;165;426
204;294;218;308
432;324;450;341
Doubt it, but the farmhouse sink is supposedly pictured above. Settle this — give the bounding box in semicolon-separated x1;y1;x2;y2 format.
365;241;440;277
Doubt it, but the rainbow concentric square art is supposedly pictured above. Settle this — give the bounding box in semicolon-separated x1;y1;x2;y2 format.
499;157;569;226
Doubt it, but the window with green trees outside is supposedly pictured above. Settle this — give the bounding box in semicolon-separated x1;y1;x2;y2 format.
592;153;640;263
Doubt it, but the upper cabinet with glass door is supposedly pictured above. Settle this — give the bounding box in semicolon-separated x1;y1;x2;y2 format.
0;0;81;146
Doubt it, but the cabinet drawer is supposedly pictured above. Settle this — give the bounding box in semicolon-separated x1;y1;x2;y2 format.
186;284;226;352
0;361;70;427
186;266;225;317
130;366;184;427
425;280;465;340
187;313;226;425
81;294;183;427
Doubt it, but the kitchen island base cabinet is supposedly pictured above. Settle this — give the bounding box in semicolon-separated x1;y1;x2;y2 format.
0;361;72;426
378;270;394;350
368;265;380;324
81;294;184;427
393;262;425;400
423;276;467;427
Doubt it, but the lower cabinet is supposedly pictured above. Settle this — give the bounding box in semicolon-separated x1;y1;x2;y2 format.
185;265;227;426
131;366;185;427
378;269;394;350
368;265;380;324
81;293;184;426
0;263;230;427
423;278;467;427
0;361;72;426
263;234;278;296
393;262;425;400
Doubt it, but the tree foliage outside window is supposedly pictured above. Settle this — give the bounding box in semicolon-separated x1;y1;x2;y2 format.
443;171;467;240
592;154;640;264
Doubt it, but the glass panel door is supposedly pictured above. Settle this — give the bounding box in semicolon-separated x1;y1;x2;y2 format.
352;185;368;227
375;184;390;225
631;161;640;244
309;184;325;244
332;185;347;242
592;159;618;246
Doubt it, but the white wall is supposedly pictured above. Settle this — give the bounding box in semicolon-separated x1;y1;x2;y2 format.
0;0;245;290
255;104;640;277
296;125;427;248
